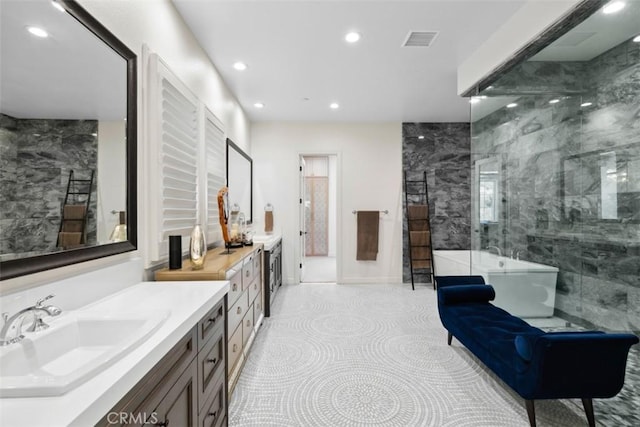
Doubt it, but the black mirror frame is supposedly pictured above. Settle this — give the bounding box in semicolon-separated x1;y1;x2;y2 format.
0;0;137;281
225;138;253;224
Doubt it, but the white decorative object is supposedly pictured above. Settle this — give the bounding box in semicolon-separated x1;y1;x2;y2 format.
189;224;207;269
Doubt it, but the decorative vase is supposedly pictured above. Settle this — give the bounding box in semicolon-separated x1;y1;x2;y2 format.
189;224;207;270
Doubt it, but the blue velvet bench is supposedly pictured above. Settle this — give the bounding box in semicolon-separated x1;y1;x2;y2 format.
435;275;639;427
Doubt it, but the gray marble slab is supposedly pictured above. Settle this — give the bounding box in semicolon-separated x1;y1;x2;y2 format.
0;113;98;255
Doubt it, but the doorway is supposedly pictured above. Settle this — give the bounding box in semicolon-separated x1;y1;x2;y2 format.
300;155;337;283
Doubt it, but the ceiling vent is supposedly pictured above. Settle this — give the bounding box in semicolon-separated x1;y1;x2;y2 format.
403;31;438;47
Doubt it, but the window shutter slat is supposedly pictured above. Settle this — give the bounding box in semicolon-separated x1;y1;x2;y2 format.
204;111;226;241
159;77;199;247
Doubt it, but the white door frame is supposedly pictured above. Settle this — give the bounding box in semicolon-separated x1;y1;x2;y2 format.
295;152;341;284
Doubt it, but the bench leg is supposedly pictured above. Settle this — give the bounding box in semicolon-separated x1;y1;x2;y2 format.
447;332;452;345
525;400;536;427
582;398;595;427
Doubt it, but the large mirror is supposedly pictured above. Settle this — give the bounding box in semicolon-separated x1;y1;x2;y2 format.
226;139;253;224
0;0;137;280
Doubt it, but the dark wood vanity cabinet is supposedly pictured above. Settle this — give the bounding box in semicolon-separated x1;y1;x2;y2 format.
263;238;282;317
97;298;227;427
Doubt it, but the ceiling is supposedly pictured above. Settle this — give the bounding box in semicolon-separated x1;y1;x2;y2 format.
173;0;528;123
530;0;640;61
0;0;126;121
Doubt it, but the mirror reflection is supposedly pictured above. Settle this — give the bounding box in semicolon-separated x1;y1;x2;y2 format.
226;139;253;224
0;0;128;263
477;158;501;224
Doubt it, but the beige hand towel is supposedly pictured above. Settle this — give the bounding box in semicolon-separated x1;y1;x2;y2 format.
265;211;273;233
356;211;379;261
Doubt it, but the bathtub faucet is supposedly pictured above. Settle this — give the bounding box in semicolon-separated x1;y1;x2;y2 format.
511;249;521;260
485;246;502;257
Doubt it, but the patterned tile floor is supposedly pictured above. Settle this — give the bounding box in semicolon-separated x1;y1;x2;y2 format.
229;284;638;426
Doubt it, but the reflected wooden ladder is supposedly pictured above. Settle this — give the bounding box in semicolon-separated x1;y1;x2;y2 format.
404;171;435;290
57;169;94;248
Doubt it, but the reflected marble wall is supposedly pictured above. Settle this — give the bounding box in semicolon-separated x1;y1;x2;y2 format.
402;123;471;283
472;38;640;331
0;113;98;255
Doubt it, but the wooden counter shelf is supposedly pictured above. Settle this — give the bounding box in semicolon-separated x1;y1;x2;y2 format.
155;244;263;281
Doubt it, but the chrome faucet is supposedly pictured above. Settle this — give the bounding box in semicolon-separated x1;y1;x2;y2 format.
486;246;502;257
0;295;62;346
511;249;521;260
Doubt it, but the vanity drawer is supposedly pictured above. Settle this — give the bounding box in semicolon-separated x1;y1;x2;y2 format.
248;277;260;304
253;249;262;276
227;324;243;374
242;310;253;346
253;292;262;325
198;298;224;349
199;378;225;427
96;327;197;426
227;269;243;307
242;255;254;291
227;290;248;338
197;327;224;414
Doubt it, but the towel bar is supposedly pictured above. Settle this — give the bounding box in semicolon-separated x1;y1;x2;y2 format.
352;210;388;215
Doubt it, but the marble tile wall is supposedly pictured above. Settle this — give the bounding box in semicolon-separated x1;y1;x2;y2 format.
402;123;471;283
0;113;98;255
471;37;640;332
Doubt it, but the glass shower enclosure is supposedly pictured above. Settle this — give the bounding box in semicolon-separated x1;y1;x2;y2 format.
469;2;639;422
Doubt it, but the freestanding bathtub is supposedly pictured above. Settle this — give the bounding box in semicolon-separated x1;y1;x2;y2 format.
433;250;559;318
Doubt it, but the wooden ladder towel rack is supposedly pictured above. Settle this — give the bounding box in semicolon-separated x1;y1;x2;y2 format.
404;170;435;290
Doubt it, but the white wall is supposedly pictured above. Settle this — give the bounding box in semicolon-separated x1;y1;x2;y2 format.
97;120;127;244
457;0;581;95
1;0;250;293
252;122;403;285
328;155;337;257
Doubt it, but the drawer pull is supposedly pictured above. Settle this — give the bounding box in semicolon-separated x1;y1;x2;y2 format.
207;357;218;364
254;284;257;290
208;316;218;324
246;270;250;277
246;319;251;327
232;283;238;292
237;306;242;315
207;411;217;419
233;344;238;352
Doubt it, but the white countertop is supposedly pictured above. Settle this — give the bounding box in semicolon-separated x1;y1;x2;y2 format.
0;280;228;427
252;233;282;251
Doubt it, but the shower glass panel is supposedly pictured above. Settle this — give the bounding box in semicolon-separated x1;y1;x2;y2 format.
470;1;639;422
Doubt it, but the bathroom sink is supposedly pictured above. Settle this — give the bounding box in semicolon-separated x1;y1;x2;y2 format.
0;310;169;397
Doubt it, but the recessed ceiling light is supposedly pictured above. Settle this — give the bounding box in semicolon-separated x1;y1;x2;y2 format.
418;135;425;140
330;102;339;109
51;1;65;12
233;62;247;71
506;103;518;108
581;102;593;107
602;1;625;14
633;35;640;43
345;32;361;43
27;26;48;38
549;99;560;104
254;102;264;108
